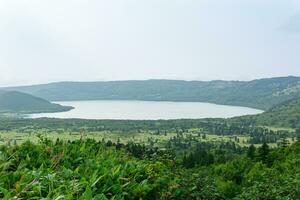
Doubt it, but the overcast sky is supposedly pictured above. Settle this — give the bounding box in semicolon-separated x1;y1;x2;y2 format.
0;0;300;86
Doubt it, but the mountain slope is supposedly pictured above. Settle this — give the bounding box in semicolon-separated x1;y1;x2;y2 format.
255;97;300;128
232;97;300;128
3;76;300;110
0;91;73;114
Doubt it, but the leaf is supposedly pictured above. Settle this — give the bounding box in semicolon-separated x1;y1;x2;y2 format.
83;186;93;200
54;195;66;200
91;174;105;188
112;165;121;177
0;187;12;200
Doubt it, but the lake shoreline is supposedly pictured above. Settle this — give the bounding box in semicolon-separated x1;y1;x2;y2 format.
27;100;263;120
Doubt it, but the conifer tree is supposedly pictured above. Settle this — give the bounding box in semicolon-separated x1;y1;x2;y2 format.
258;142;269;164
247;144;256;159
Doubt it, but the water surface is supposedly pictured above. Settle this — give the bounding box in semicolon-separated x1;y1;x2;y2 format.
28;100;263;120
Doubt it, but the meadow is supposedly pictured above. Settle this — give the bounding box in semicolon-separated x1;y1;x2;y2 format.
0;128;280;148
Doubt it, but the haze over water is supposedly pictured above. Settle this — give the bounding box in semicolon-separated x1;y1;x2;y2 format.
29;100;263;120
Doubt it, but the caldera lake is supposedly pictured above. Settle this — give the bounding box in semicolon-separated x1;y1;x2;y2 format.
28;100;263;120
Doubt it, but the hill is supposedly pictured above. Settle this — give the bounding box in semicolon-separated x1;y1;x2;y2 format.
0;91;73;114
4;76;300;110
232;97;300;128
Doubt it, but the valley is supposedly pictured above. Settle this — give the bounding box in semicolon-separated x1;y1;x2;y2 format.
0;78;299;199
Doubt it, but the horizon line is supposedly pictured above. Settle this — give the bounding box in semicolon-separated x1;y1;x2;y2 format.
1;75;299;88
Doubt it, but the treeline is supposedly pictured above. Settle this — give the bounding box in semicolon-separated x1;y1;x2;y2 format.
200;121;297;144
103;135;245;169
0;118;209;132
182;141;243;168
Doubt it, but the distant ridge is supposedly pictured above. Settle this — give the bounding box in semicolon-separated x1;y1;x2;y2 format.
3;76;300;110
0;91;73;114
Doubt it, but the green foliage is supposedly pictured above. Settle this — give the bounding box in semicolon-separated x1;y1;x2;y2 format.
258;143;270;164
0;138;299;199
211;142;300;199
0;139;173;199
247;145;256;159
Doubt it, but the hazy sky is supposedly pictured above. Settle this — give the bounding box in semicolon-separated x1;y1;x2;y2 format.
0;0;300;86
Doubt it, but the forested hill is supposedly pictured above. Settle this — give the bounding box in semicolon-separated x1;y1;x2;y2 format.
0;91;73;114
4;76;300;110
232;97;300;128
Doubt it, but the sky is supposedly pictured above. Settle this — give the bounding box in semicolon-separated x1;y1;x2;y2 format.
0;0;300;86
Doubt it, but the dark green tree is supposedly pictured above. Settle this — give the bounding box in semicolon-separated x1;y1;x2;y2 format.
247;144;256;159
258;142;269;164
296;128;300;142
279;138;289;148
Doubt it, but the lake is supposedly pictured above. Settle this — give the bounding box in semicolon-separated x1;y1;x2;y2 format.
28;100;263;120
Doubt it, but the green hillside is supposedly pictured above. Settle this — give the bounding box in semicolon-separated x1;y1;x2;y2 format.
0;91;73;114
256;97;300;128
232;97;300;128
4;76;300;110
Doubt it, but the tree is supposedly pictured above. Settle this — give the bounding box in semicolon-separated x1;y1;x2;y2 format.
296;128;300;142
278;138;289;148
247;144;256;159
183;152;195;168
258;143;269;164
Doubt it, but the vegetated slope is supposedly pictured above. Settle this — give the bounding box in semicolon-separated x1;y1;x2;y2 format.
0;137;299;199
0;91;73;114
232;97;300;128
4;76;300;110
